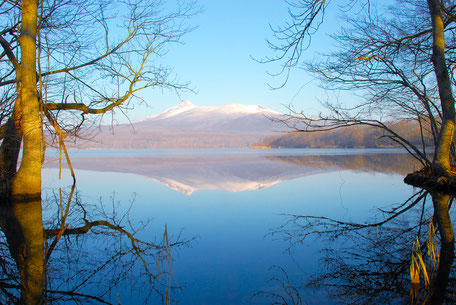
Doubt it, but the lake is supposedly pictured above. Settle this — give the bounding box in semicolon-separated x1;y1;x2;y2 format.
41;148;420;304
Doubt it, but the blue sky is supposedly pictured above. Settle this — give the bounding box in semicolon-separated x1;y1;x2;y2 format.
120;0;337;123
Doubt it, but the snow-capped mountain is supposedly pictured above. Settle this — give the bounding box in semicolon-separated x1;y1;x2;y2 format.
145;99;197;120
146;100;279;120
135;100;285;133
80;100;288;149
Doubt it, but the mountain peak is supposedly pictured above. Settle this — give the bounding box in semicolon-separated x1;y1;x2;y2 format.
146;100;197;120
89;100;288;148
181;99;194;107
144;101;281;122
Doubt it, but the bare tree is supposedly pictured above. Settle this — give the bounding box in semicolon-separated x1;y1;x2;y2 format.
266;0;456;178
0;0;197;205
268;190;456;304
0;188;192;304
266;1;456;302
0;1;197;303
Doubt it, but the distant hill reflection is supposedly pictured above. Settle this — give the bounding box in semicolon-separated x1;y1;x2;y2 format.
47;149;419;195
267;152;420;176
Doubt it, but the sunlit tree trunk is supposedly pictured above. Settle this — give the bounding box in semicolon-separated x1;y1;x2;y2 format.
13;0;41;200
427;0;456;177
424;0;456;289
8;0;44;303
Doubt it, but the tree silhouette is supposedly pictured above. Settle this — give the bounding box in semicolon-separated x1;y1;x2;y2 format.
0;188;191;304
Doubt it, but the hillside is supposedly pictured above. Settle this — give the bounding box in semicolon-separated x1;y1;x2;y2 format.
256;122;433;148
76;100;287;149
69;101;432;149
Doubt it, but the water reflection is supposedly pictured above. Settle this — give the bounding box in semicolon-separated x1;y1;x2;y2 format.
0;188;189;304
1;197;44;304
266;153;419;176
47;150;419;195
33;149;427;304
265;188;456;304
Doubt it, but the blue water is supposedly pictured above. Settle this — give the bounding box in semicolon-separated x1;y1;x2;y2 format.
42;148;416;304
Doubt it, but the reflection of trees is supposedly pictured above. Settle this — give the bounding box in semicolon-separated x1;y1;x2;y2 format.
1;194;44;304
0;3;196;302
263;0;456;301
254;266;304;305
266;153;420;176
0;188;190;304
265;189;455;304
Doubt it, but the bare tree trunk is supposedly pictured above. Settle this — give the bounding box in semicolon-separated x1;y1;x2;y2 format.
430;192;455;305
8;1;44;303
13;0;41;201
427;0;456;177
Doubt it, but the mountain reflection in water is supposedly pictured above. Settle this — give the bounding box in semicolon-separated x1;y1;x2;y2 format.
46;149;419;195
5;148;440;304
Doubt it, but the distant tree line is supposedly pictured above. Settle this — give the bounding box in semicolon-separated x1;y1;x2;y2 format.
258;121;434;149
265;0;456;176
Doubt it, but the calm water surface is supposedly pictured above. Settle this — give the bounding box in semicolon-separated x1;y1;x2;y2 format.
42;148;418;304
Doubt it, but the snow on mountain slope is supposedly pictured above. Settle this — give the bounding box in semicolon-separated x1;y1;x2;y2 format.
81;100;289;148
146;99;197;120
145;100;281;121
135;100;286;134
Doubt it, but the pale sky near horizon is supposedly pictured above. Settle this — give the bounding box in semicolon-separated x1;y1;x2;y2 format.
116;0;338;123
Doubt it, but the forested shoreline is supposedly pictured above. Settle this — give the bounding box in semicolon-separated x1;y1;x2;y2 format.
257;121;433;149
